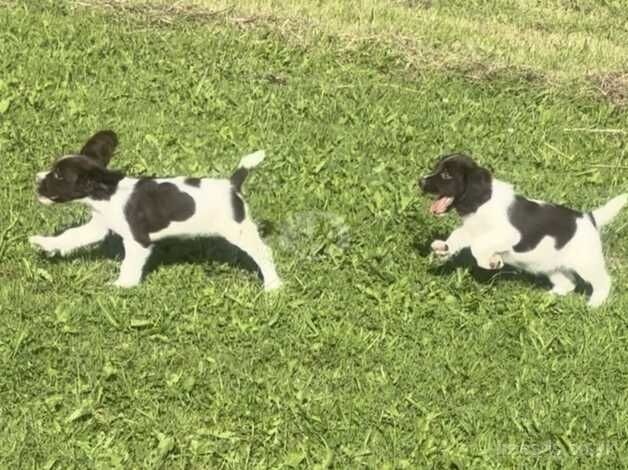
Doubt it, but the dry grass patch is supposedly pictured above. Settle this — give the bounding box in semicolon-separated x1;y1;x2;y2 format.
75;0;628;94
589;72;628;107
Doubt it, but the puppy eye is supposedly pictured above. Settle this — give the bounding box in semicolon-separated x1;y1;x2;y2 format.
441;171;452;180
53;171;63;180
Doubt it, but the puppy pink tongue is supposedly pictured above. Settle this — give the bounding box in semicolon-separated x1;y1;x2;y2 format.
430;196;454;215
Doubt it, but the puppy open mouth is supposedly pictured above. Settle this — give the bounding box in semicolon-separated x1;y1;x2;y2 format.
430;196;454;216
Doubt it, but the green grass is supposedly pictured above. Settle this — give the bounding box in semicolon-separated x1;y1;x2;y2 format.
1;1;628;468
117;0;628;93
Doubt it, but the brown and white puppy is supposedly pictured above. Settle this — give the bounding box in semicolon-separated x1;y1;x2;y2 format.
420;153;627;307
31;130;283;290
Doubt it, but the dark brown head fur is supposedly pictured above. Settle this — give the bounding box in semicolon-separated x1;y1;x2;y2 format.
420;153;492;216
36;131;123;203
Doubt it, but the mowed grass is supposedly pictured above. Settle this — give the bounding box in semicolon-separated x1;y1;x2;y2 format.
1;1;628;468
118;0;628;94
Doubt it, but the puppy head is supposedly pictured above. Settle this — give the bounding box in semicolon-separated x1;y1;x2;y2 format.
36;130;123;204
419;153;492;216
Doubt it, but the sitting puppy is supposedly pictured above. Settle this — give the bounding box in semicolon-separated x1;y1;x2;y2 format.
30;130;283;290
420;153;627;307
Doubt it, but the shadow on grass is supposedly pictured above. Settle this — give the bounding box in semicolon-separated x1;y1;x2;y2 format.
43;232;263;281
412;233;591;295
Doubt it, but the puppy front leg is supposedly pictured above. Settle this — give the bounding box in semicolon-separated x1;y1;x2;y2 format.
431;227;471;260
113;239;152;288
470;237;505;270
30;216;109;256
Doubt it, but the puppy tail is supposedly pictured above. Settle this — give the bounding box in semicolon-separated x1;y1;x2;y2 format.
592;194;628;228
230;150;265;192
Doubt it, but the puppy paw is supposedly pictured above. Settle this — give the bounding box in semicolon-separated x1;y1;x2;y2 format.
488;254;504;270
112;277;140;288
587;293;608;308
430;240;450;257
29;235;59;256
550;284;575;296
264;278;284;292
478;254;504;270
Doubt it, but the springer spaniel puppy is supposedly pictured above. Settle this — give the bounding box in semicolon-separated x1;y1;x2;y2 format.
30;130;283;290
420;153;627;307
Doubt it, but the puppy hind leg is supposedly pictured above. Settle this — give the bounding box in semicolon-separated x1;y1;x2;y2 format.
577;262;611;308
587;270;611;308
223;220;282;291
113;239;153;288
549;271;576;296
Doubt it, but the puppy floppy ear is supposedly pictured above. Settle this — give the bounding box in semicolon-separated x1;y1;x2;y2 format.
80;130;118;167
456;165;492;215
83;166;124;200
467;165;491;188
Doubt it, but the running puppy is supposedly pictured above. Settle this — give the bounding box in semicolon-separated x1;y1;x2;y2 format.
420;153;626;307
30;130;283;290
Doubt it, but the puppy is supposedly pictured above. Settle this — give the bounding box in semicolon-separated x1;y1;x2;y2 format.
30;130;283;290
420;153;627;307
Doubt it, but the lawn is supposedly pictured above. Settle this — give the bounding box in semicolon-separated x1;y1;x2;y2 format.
1;0;627;468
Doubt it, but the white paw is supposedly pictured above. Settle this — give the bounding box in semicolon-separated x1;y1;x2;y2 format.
430;240;450;257
587;296;606;308
550;287;571;296
29;235;58;255
550;283;575;296
112;277;140;288
264;278;283;292
489;254;504;270
478;254;504;270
